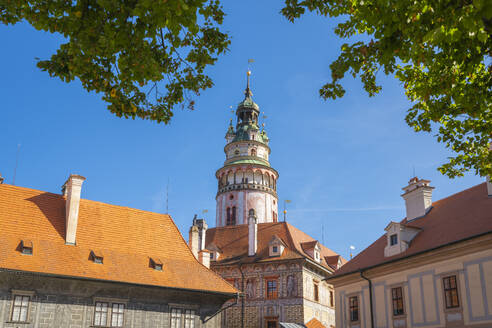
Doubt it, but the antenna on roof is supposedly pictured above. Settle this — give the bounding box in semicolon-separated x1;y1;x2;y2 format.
166;177;170;214
12;143;21;186
349;245;356;260
322;222;325;245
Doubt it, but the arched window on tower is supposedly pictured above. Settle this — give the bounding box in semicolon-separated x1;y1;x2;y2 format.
250;148;256;156
226;207;231;226
232;207;236;225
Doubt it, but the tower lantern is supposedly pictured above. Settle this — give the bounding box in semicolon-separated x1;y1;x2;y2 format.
215;71;279;227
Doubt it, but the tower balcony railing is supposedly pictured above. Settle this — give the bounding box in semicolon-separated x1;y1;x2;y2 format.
217;182;277;195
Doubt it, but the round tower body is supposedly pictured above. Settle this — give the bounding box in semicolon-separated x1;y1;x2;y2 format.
215;73;279;227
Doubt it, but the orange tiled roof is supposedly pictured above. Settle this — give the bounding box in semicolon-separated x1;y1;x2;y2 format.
332;182;492;277
305;318;326;328
205;221;345;270
0;184;237;295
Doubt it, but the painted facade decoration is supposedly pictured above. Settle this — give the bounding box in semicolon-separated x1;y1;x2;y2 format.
215;71;278;227
326;179;492;328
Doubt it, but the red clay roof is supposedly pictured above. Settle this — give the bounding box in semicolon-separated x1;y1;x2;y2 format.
205;222;345;270
305;318;326;328
333;182;492;277
0;184;237;295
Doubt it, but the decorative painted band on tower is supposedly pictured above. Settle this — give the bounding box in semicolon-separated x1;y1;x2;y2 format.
215;71;279;227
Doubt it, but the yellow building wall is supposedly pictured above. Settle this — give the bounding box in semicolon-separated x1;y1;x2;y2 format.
335;247;492;328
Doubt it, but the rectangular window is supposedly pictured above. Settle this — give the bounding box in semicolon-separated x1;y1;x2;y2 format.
272;246;278;253
184;309;195;328
266;279;278;299
266;320;278;328
443;275;460;309
390;234;398;246
391;287;404;316
111;303;124;327
171;308;182;328
329;290;334;307
313;281;319;302
349;296;359;322
94;302;109;326
11;295;30;322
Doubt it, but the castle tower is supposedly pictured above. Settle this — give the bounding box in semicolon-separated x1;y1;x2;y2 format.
215;71;279;227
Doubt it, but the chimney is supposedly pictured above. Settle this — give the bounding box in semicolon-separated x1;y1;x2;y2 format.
189;224;199;259
0;173;4;184
62;174;86;245
248;209;257;256
194;217;208;251
401;177;434;221
198;249;211;268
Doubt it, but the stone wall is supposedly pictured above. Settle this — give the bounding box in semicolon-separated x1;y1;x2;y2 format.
0;270;230;328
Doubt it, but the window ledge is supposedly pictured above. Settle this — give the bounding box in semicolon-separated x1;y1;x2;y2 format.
5;321;31;324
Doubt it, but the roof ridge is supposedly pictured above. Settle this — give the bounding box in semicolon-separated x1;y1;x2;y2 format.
431;182;486;207
0;183;172;218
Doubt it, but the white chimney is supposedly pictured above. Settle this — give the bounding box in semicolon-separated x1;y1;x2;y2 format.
189;225;199;259
62;174;86;245
198;249;211;268
401;177;434;221
248;209;257;256
195;217;208;251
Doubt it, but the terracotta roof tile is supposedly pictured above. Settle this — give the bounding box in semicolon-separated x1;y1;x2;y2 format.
333;183;492;277
0;184;237;295
305;318;326;328
205;222;344;270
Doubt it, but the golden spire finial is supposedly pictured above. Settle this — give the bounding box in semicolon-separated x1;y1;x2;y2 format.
244;69;253;98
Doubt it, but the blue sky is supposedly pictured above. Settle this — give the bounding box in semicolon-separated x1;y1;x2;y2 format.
0;1;484;260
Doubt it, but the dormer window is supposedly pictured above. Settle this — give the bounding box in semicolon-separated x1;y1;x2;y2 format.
90;250;103;264
268;235;285;257
20;240;33;255
384;221;421;257
150;258;163;271
314;248;321;262
390;234;398;246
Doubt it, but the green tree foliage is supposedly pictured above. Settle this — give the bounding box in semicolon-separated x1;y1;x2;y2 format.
1;0;230;123
282;0;492;178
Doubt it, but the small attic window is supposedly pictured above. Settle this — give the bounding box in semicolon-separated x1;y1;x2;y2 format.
21;240;33;255
90;251;103;264
150;258;163;271
314;250;320;262
390;234;398;246
272;246;278;253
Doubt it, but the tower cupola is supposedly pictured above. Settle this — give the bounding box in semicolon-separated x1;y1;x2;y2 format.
215;71;279;227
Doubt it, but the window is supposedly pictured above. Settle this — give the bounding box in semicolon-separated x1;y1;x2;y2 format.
266;320;278;328
226;207;231;226
20;240;33;255
443;275;460;309
349;296;359;322
231;206;236;225
170;308;195;328
266;278;278;299
329;290;334;307
150;258;163;271
171;308;182;328
272;211;277;222
91;250;104;264
313;281;319;302
94;302;109;326
11;295;30;322
272;246;278;253
94;301;125;327
251;149;256;156
391;287;404;316
184;309;195;328
111;303;124;327
390;234;398;246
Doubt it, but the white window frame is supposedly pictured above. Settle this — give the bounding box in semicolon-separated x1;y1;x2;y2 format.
93;298;127;327
169;304;198;328
10;290;34;323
